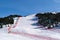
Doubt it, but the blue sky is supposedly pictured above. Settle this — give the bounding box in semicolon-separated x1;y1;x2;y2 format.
0;0;60;17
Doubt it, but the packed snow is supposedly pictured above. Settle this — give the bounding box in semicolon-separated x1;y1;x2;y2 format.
0;14;60;40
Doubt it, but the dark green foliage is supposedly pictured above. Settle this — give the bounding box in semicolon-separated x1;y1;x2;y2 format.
0;17;14;28
0;24;3;28
35;12;60;29
0;14;22;28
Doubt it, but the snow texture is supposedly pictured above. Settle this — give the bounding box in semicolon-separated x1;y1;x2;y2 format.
0;14;60;40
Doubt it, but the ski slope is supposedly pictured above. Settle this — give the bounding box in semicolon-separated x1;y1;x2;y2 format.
0;14;60;40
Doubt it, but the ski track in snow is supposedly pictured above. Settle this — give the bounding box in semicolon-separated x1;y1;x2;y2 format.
0;14;60;40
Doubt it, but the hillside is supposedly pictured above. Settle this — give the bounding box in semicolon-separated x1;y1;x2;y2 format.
0;14;60;40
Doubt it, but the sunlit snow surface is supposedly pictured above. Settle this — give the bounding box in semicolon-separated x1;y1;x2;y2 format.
0;14;60;40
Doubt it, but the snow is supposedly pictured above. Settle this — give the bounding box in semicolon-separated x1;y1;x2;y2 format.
0;33;36;40
0;14;60;40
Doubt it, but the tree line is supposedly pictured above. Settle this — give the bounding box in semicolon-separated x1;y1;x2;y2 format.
0;14;22;28
35;12;60;29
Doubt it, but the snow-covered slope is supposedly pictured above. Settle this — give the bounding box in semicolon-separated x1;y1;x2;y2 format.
0;14;60;40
